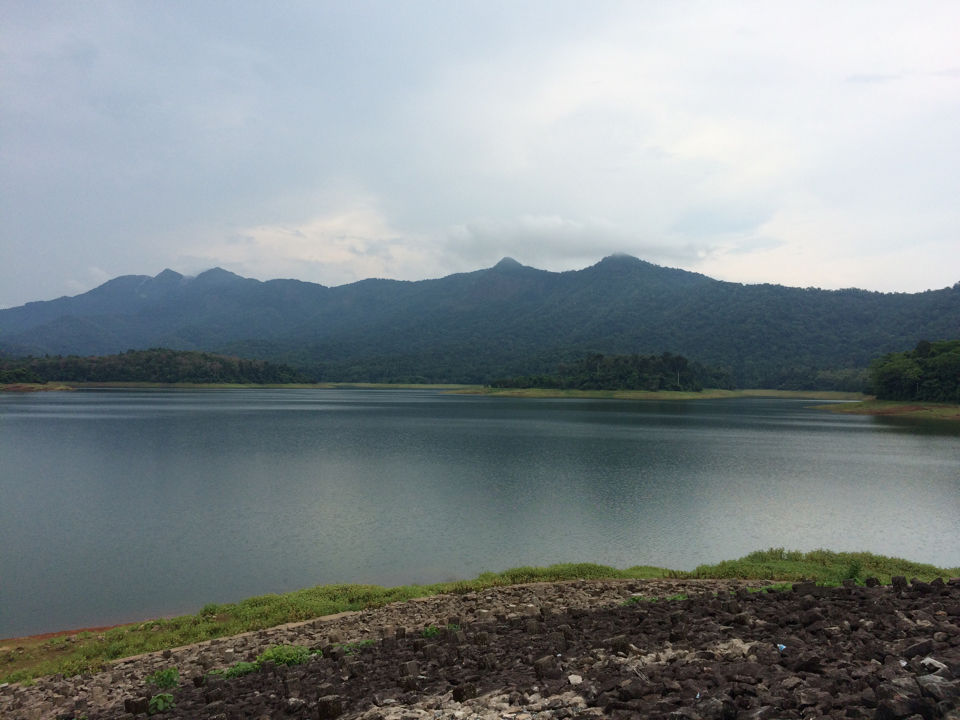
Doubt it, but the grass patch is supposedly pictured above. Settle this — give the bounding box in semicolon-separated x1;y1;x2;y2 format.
337;639;375;655
206;644;318;680
815;399;960;421
146;667;179;689
255;644;315;667
60;381;480;391
690;548;959;585
623;592;689;605
455;387;867;401
2;551;956;684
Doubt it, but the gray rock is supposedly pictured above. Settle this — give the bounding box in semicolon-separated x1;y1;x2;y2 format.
316;694;343;719
534;655;562;680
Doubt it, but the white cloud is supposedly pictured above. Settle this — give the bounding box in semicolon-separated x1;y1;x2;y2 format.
183;199;447;286
2;1;960;304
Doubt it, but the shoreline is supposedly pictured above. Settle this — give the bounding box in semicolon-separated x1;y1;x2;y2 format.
2;381;864;400
7;381;957;420
2;576;959;719
0;381;478;392
452;387;867;401
3;550;957;686
815;398;960;421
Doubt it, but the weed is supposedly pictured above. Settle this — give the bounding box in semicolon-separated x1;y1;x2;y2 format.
209;661;260;678
255;644;314;667
206;645;318;681
447;623;461;632
148;693;174;714
337;639;374;655
840;559;863;583
623;593;687;605
421;625;441;638
146;667;179;689
200;603;222;617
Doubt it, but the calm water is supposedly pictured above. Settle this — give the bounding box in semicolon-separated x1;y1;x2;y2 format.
1;389;958;637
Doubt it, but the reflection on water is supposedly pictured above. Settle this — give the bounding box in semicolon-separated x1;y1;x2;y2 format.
1;389;957;637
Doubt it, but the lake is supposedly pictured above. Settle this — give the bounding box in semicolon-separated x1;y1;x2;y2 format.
1;389;958;638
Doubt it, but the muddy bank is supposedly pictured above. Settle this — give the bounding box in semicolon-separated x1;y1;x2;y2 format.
1;577;958;719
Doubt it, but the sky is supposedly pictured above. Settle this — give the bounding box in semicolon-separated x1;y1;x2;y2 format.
2;1;959;308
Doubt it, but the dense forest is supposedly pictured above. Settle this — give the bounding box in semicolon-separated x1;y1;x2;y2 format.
869;340;960;401
0;349;310;385
489;352;732;391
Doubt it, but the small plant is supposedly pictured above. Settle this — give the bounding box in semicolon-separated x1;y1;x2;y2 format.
146;667;179;689
623;593;687;605
220;661;260;678
148;693;174;714
841;559;863;583
200;603;222;617
338;639;374;655
255;644;315;667
447;623;461;631
421;625;441;638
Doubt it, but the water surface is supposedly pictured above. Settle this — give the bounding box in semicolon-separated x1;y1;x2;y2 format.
1;389;957;637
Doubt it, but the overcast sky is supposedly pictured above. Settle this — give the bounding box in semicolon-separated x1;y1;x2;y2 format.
2;1;958;308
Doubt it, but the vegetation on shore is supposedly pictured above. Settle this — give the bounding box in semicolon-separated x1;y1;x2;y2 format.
490;352;732;392
2;549;956;685
0;349;310;385
0;380;867;401
816;399;960;421
869;339;960;402
0;380;480;392
458;387;867;401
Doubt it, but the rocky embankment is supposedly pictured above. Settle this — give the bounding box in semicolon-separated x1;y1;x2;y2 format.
2;576;958;720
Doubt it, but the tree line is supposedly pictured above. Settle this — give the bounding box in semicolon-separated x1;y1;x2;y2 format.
0;349;311;385
869;339;960;401
489;352;733;392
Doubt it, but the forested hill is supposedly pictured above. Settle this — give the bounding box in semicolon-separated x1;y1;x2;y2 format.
1;256;958;387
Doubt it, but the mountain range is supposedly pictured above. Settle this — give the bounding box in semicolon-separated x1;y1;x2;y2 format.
2;255;958;386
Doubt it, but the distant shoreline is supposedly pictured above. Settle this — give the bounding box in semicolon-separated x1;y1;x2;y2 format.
452;387;867;401
7;383;955;421
815;398;960;421
1;381;477;391
2;382;866;401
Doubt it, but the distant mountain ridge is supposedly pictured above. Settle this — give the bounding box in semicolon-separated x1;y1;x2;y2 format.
2;256;958;386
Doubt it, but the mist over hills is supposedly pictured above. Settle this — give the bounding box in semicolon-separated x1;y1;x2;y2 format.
2;255;958;387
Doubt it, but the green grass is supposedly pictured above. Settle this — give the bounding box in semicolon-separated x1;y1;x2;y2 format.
2;551;956;684
59;381;480;391
337;639;375;655
206;644;318;680
255;644;315;666
211;661;259;679
146;667;179;689
689;548;958;584
623;592;689;605
455;387;867;401
815;399;960;421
